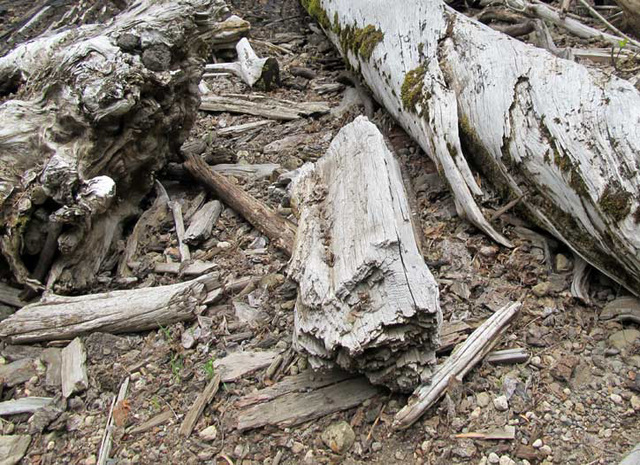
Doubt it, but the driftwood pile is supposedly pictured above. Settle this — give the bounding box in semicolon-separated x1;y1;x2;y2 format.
1;0;640;462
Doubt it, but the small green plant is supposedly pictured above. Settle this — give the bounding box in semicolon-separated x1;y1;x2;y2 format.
170;354;183;383
158;323;172;341
203;358;215;380
151;396;161;411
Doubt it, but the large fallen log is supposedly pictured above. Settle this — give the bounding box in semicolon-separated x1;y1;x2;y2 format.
288;116;442;393
0;0;229;293
302;0;640;296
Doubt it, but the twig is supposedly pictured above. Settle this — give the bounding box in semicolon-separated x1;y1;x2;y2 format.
97;377;130;465
366;404;386;441
490;195;525;222
575;0;638;47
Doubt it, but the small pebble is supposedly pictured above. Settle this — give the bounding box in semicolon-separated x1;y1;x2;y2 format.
611;394;623;405
488;453;500;464
540;445;552;456
533;439;543;449
493;395;509;412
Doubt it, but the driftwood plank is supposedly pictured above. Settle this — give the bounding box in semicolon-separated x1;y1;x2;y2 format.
179;373;221;437
0;397;53;416
289;116;441;393
236;377;379;431
200;94;329;121
0;273;218;343
235;368;355;409
394;302;522;429
214;350;281;382
61;338;88;398
0;434;31;465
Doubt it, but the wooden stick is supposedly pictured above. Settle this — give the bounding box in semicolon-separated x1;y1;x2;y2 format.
393;302;521;429
179;373;221;437
507;0;640;50
170;200;191;262
184;154;297;255
98;377;130;465
575;0;637;47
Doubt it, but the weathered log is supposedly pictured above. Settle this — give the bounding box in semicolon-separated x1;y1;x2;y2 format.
0;0;229;292
184;154;297;254
302;0;640;296
200;94;330;120
289;117;441;393
0;273;219;344
393;302;521;429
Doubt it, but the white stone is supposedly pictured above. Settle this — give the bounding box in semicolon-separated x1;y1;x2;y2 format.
488;452;500;464
198;425;218;441
493;395;509;411
532;439;543;449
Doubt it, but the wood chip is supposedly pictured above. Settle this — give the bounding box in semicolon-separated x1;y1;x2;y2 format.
128;410;174;434
214;350;280;382
0;434;31;465
61;338;88;398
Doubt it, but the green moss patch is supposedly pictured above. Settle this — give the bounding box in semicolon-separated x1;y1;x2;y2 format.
401;65;427;113
599;180;632;222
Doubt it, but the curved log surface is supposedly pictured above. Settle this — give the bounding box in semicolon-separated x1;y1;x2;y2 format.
302;0;640;296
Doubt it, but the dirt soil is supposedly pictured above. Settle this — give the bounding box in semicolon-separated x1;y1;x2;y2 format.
1;0;640;464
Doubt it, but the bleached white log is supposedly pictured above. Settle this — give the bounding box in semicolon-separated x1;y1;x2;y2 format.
304;0;640;296
289;116;441;393
61;337;89;398
185;200;223;244
0;273;219;343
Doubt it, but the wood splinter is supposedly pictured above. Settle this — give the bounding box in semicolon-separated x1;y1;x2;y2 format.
393;302;521;429
205;37;280;89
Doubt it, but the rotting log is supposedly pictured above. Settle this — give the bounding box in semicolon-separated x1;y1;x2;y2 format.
0;0;230;293
289;116;442;393
0;273;219;344
302;0;640;296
